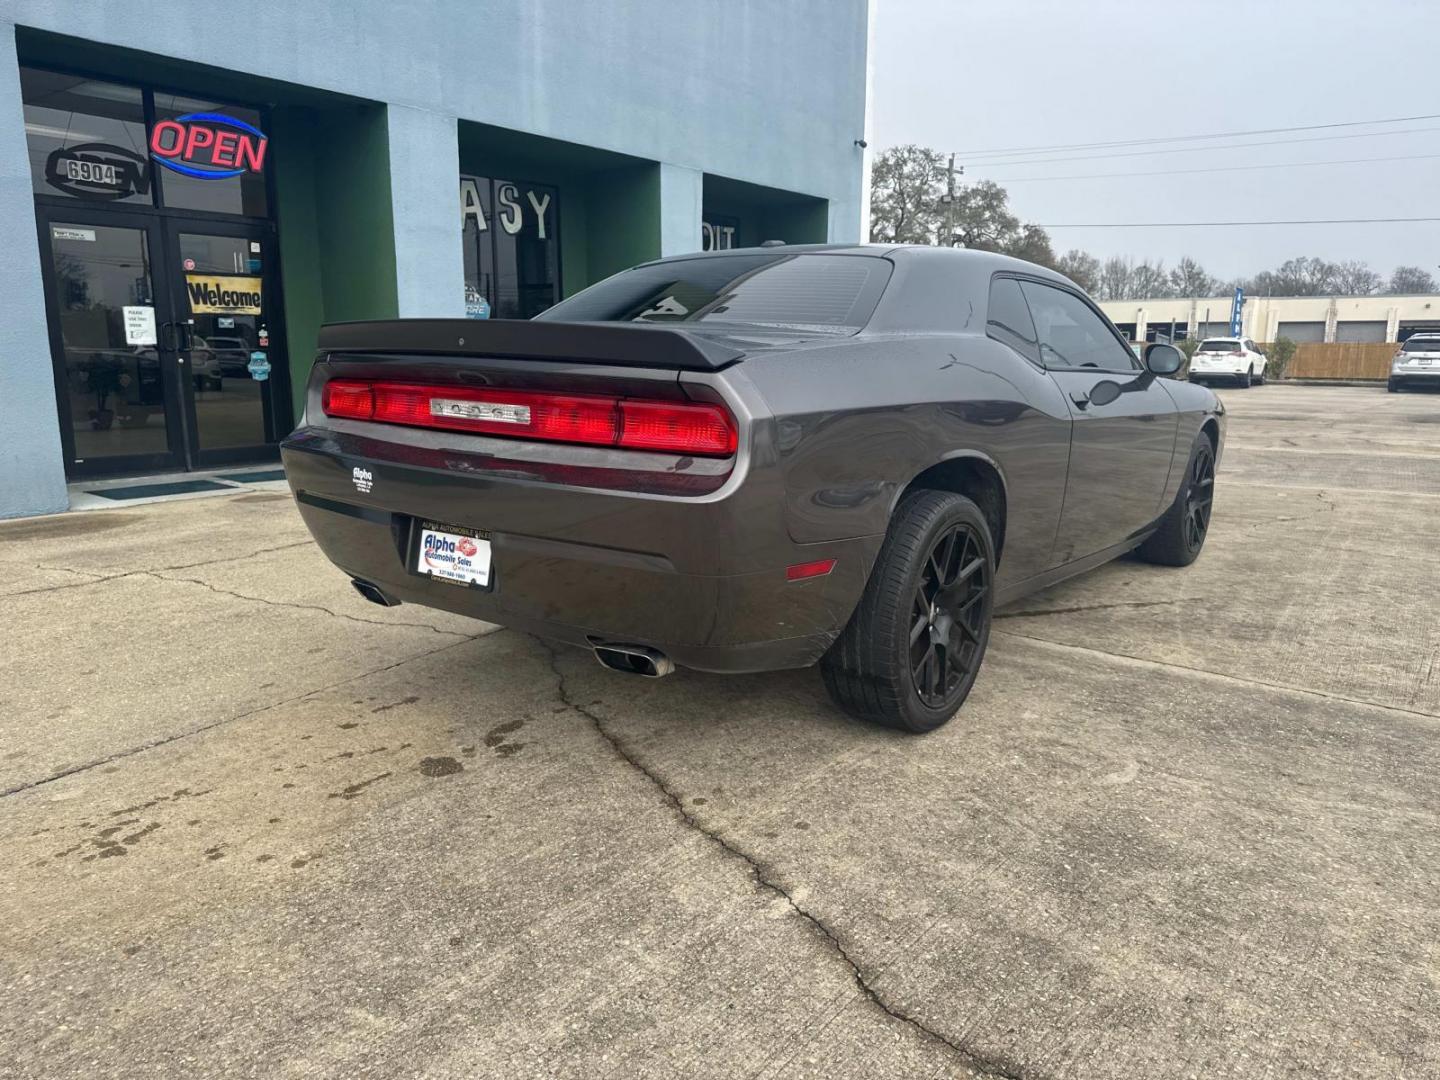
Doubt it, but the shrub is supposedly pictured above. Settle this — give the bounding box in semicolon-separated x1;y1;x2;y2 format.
1264;337;1297;380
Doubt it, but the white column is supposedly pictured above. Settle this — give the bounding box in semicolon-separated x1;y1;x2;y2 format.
386;105;464;317
0;25;68;517
658;163;703;257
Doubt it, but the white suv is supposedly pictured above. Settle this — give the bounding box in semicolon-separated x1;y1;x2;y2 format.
1389;334;1440;393
1189;337;1268;388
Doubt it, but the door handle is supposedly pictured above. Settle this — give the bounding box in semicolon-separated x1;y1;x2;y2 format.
160;321;178;352
179;319;196;352
1069;390;1090;409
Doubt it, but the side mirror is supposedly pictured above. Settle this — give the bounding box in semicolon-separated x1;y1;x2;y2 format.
1145;342;1184;376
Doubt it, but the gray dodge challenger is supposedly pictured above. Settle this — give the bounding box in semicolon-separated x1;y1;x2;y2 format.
281;245;1223;732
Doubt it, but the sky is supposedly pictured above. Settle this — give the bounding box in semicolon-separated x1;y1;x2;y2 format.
869;0;1440;282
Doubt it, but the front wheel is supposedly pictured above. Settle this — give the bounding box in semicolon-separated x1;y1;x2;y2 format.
821;490;995;733
1137;431;1215;567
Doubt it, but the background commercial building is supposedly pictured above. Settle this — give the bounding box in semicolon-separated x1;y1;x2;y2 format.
0;1;871;519
1100;293;1440;344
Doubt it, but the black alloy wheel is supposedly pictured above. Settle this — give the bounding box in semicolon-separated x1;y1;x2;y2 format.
821;489;997;732
1183;440;1215;552
1137;430;1216;567
909;523;988;709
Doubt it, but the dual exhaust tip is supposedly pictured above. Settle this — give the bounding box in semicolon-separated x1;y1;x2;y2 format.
352;579;673;678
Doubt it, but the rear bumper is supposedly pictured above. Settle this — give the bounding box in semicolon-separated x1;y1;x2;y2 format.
1390;369;1440;387
281;431;878;674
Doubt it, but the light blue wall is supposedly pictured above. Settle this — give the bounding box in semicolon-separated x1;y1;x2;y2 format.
0;26;66;517
0;1;868;516
658;164;703;257
386;105;465;317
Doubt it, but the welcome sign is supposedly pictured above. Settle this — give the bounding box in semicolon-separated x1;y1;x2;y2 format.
186;274;262;315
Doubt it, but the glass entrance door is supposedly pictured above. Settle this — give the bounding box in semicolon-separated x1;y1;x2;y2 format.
164;221;287;467
38;210;187;476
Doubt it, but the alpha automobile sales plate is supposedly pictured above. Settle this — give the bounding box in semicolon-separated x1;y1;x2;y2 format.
414;522;491;587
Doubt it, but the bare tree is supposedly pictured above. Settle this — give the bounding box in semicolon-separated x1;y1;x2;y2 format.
1251;257;1338;296
1169;256;1220;298
868;145;946;244
1129;260;1172;299
1097;256;1134;302
1387;265;1438;294
1056;249;1101;293
1333;260;1382;296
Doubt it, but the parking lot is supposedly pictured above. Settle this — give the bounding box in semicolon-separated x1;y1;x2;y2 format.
2;382;1438;1078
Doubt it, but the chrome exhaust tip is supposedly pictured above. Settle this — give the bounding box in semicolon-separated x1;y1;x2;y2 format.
351;578;401;607
592;643;675;678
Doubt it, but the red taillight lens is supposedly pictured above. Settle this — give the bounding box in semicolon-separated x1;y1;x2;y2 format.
322;380;374;420
617;400;737;456
321;379;737;457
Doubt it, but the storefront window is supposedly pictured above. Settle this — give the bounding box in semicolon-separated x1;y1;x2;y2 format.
21;68;152;205
461;175;559;319
151;94;269;217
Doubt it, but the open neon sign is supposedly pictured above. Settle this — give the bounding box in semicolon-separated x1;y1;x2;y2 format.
150;112;268;180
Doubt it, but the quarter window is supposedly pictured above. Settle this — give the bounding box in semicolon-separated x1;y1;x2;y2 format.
986;277;1040;365
1019;281;1138;371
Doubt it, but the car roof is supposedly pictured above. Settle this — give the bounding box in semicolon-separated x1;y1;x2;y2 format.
634;242;1074;279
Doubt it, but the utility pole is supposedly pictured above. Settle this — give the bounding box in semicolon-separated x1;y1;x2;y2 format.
946;153;956;247
939;154;963;247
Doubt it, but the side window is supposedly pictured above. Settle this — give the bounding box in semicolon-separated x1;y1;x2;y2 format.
986;276;1040;365
1019;281;1139;371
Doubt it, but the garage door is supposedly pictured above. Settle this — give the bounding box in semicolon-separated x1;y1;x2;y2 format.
1335;321;1387;343
1277;321;1326;343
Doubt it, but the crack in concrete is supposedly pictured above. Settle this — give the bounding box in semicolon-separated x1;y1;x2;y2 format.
997;597;1204;620
538;638;1028;1080
1;632;496;799
137;569;473;638
10;541;316;598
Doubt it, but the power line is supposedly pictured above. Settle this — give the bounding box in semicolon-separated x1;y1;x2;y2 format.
990;151;1440;184
961;125;1440;168
1042;217;1440;228
951;112;1440;158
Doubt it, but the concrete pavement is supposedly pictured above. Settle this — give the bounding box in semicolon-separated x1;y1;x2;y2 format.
2;383;1438;1078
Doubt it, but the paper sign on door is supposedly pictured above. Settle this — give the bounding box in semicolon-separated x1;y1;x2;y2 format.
122;305;158;346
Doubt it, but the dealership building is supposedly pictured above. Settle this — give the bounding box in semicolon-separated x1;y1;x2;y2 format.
0;2;871;519
1099;293;1440;344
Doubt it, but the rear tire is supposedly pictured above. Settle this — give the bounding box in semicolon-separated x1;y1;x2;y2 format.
1388;379;1401;393
1137;431;1215;567
821;490;995;734
1239;366;1253;389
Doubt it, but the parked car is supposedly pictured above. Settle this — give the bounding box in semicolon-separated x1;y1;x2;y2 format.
1388;334;1440;392
207;335;253;379
1188;337;1267;387
282;245;1224;733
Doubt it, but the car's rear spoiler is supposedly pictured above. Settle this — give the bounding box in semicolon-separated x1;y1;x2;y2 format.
317;319;745;372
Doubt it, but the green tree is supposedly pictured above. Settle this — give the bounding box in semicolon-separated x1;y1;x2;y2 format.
868;145;946;244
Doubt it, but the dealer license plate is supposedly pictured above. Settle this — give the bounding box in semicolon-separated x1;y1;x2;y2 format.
414;522;491;587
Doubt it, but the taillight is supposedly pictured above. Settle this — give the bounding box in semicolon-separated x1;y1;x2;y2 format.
320;379;737;457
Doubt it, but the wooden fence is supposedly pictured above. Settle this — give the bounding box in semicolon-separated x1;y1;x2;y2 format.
1282;342;1397;381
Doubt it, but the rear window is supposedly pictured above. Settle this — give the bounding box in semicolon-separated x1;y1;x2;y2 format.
535;253;891;335
1198;340;1240;352
1402;337;1440;352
